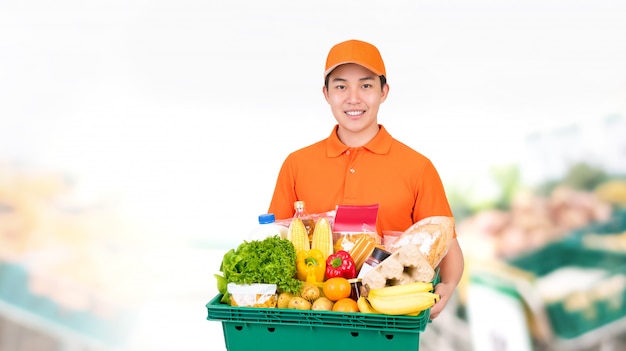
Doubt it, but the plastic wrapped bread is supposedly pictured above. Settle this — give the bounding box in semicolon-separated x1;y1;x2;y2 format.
386;216;455;269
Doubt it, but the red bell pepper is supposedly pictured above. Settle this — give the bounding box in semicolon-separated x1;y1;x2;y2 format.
325;250;356;279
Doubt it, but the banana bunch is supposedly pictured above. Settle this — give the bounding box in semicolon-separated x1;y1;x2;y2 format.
358;281;440;316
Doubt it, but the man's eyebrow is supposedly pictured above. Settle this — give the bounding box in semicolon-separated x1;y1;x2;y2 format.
331;76;376;82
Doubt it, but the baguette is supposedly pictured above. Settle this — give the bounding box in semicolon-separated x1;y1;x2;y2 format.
387;216;455;268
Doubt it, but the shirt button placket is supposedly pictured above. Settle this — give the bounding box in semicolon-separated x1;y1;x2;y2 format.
347;149;357;175
344;149;358;202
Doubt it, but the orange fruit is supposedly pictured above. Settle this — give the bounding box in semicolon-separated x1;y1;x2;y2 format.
322;277;352;302
332;298;359;312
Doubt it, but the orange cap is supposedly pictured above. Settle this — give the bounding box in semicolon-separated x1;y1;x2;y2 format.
324;39;386;79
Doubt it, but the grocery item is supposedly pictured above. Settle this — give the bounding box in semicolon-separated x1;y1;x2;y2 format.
349;235;377;273
227;283;278;308
311;296;334;310
288;296;312;310
296;249;326;283
349;279;362;301
387;216;454;268
247;213;288;240
288;218;311;252
293;200;315;242
276;292;294;308
382;230;403;247
325;250;356;279
299;282;321;302
311;217;333;258
357;247;391;279
356;296;378;314
322;277;352;302
367;289;439;315
332;204;379;252
332;297;359;312
361;244;435;290
367;281;433;298
214;236;302;304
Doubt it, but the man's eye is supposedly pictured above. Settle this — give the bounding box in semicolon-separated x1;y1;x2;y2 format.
336;85;346;90
362;84;372;89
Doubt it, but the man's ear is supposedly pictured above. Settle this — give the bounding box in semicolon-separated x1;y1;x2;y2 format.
380;83;390;103
322;85;330;103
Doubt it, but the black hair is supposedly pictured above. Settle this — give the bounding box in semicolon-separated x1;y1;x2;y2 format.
324;75;387;90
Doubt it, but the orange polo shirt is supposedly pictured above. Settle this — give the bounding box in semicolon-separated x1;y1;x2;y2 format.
268;124;454;236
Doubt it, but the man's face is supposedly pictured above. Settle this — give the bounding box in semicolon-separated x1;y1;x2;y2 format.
323;63;389;143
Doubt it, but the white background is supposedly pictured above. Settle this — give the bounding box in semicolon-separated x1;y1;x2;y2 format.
2;1;626;350
3;0;626;244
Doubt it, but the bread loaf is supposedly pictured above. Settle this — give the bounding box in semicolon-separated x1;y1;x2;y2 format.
387;216;454;268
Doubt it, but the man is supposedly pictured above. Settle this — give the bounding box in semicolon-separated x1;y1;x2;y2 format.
268;39;464;319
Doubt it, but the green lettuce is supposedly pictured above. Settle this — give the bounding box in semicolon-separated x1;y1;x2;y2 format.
215;236;303;303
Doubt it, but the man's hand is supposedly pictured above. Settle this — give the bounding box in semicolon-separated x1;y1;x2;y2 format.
429;281;453;319
429;238;464;319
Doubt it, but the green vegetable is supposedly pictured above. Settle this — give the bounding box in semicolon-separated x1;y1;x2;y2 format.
215;236;303;303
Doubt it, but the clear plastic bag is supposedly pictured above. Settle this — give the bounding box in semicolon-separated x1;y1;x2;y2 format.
332;204;380;253
386;216;455;268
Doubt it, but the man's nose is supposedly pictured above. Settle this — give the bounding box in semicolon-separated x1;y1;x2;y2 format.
347;88;360;103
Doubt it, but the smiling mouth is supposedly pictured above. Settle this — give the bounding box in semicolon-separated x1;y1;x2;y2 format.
346;110;365;117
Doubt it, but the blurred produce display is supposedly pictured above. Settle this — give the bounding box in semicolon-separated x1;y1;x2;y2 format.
457;162;626;350
457;162;626;259
508;238;626;341
458;185;614;259
0;160;147;348
595;180;626;208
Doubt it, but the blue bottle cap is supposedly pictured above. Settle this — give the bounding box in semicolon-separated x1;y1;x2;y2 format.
258;213;276;224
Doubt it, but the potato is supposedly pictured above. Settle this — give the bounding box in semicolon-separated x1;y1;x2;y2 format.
287;296;312;310
300;283;321;302
311;296;334;311
277;292;294;309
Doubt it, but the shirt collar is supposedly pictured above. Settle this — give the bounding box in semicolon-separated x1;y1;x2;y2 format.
326;124;393;157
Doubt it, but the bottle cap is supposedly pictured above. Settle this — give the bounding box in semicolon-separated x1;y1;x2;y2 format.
371;247;391;262
258;213;276;224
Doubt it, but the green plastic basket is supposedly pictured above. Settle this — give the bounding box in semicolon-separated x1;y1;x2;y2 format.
559;207;626;248
583;207;626;234
507;242;626;339
206;294;430;351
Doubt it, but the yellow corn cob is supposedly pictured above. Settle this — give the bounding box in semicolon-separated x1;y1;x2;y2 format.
311;217;333;259
288;218;310;252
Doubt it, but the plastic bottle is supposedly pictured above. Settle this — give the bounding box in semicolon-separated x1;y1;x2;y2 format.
293;200;315;243
357;247;392;278
247;213;288;241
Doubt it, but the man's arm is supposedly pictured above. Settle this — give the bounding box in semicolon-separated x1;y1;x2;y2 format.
429;237;464;319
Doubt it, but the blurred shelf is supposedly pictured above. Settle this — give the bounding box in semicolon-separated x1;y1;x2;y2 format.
0;299;120;351
548;316;626;351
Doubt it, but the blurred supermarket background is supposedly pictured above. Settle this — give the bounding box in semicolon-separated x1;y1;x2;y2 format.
2;1;626;350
